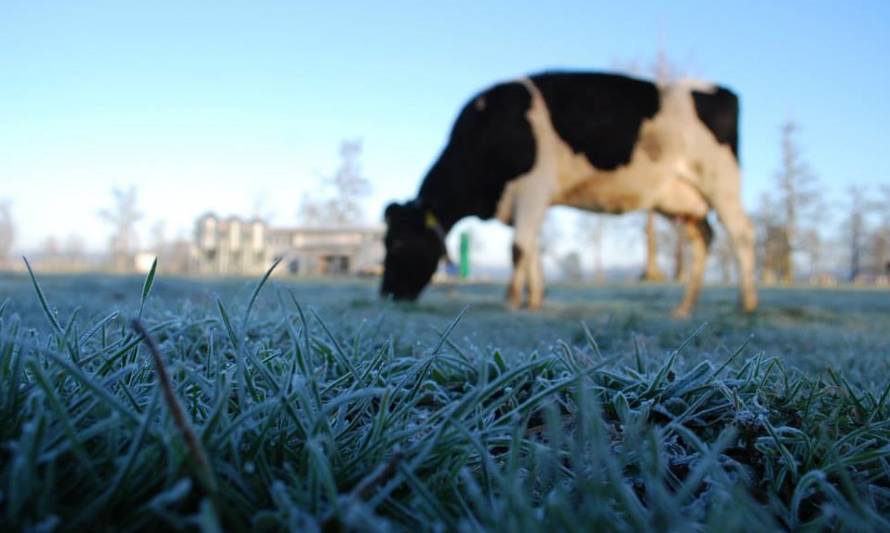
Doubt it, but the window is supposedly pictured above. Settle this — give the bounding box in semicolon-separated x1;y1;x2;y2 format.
322;255;350;275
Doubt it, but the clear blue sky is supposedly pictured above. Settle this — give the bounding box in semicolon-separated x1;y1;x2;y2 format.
2;1;888;264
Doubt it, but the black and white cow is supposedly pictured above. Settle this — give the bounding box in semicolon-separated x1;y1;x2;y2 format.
382;72;758;316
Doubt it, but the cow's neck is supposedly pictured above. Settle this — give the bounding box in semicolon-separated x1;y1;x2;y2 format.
416;160;483;234
416;197;464;234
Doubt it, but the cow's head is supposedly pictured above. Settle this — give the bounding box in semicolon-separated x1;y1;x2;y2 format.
380;201;444;301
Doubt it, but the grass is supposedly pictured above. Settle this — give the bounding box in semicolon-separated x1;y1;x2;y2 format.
1;264;889;531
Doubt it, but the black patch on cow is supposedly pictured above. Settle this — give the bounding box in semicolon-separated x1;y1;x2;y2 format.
530;72;660;171
691;87;739;161
418;81;536;228
512;243;523;266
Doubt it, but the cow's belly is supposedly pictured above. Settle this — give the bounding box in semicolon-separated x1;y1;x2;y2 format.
552;166;710;218
553;169;662;213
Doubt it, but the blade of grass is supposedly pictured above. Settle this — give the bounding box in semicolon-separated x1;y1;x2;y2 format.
138;257;158;319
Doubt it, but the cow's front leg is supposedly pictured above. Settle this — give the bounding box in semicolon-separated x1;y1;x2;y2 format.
672;217;713;318
506;243;527;309
526;247;544;310
507;194;548;310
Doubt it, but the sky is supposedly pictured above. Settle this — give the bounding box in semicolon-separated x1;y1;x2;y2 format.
2;1;889;268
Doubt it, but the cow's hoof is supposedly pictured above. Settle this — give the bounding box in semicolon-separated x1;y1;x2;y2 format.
671;306;692;319
506;286;522;310
527;301;542;311
740;294;758;313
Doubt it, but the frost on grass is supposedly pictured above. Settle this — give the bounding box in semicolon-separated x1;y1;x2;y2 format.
1;265;889;531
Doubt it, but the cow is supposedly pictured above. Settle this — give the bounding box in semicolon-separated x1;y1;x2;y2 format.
381;72;758;317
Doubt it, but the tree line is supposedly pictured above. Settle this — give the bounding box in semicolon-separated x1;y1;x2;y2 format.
628;121;889;286
0;97;886;283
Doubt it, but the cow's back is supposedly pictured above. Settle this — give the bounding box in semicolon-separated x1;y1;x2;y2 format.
529;72;661;172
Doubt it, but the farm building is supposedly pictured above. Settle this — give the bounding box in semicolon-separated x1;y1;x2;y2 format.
192;213;384;276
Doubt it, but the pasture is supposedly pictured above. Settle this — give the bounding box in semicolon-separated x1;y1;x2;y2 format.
1;268;889;531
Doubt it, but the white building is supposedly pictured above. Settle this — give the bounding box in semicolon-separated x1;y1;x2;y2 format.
192;213;384;276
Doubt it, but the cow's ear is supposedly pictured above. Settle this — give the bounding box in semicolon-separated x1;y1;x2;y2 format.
384;202;401;224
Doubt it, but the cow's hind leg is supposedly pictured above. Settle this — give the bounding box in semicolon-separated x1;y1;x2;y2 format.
711;192;758;312
690;149;758;312
672;217;713;318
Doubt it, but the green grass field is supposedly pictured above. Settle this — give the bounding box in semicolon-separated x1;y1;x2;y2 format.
2;267;889;531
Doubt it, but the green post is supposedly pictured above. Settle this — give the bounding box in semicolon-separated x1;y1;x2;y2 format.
459;231;470;279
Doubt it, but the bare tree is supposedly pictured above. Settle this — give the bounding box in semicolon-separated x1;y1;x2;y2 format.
649;215;689;281
149;221;166;253
842;186;870;282
0;200;14;267
62;234;86;265
576;212;605;283
641;211;666;281
558;251;583;282
831;186;890;283
329;140;371;224
773;121;821;282
538;212;563;270
798;227;823;281
297;193;325;227
298;140;371;227
41;236;60;257
650;45;681;86
868;185;890;278
867;229;889;279
711;225;735;284
671;218;688;281
99;186;143;272
754;191;789;284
